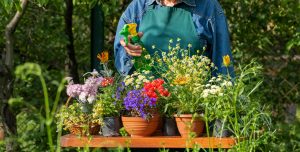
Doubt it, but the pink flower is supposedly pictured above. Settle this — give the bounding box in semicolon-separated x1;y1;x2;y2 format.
66;84;82;97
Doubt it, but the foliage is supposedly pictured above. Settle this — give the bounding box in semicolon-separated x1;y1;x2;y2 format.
56;102;102;132
95;80;123;117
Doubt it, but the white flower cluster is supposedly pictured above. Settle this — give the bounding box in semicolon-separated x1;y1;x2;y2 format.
201;76;233;98
123;70;154;89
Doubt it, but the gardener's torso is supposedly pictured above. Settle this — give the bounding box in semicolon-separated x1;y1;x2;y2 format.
139;1;203;55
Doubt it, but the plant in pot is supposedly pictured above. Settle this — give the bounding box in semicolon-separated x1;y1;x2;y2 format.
95;51;124;136
152;41;216;137
201;75;235;137
121;71;170;137
57;70;103;136
57;102;102;136
96;79;124;137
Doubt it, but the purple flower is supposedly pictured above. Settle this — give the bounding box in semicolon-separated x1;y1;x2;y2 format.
123;89;157;119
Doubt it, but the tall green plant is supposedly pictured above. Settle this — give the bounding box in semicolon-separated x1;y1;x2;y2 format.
14;63;66;152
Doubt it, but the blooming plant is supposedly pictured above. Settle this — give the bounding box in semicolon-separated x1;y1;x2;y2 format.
152;39;216;114
123;89;157;120
95;51;124;117
122;76;170;120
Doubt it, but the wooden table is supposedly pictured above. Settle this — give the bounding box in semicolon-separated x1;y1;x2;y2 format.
61;134;237;149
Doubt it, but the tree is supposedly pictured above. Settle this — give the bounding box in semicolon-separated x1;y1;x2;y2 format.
0;0;29;151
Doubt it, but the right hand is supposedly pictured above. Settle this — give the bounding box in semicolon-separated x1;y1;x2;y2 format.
120;32;143;57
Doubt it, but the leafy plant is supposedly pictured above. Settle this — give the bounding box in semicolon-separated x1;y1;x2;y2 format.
56;102;102;133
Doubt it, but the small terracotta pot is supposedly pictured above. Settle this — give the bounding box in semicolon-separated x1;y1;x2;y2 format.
121;115;160;137
174;114;204;137
0;126;4;140
69;123;100;136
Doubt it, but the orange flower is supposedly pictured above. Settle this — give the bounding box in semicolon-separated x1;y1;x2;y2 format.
223;55;231;67
97;51;109;63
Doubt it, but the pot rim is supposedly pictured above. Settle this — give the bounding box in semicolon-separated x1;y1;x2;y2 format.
173;114;204;118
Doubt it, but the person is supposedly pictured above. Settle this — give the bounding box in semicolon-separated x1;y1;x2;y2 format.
114;0;234;76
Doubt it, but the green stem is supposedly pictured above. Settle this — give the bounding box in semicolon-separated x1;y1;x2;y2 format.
51;79;65;117
204;105;212;152
39;75;54;152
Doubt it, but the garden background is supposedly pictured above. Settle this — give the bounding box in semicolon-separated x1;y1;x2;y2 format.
0;0;299;151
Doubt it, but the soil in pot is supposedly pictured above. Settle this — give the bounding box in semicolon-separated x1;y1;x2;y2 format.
163;117;179;136
174;114;204;137
121;115;160;137
101;117;122;137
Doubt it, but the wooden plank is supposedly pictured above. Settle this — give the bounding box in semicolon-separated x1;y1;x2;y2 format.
61;134;237;149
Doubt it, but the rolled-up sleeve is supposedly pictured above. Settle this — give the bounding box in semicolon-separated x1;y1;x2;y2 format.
207;7;235;78
114;13;133;75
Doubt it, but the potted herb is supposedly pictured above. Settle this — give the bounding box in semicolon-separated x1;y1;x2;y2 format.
152;41;215;137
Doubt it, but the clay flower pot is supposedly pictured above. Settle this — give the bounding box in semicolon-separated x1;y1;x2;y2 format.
121;115;160;137
69;123;100;136
174;114;204;137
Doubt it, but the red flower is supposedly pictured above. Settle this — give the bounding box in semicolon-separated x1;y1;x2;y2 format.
143;78;170;99
101;77;114;87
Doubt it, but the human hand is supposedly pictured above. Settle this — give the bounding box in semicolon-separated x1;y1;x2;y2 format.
120;32;143;57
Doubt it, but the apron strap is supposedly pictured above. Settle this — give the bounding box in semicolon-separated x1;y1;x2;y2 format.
147;2;157;10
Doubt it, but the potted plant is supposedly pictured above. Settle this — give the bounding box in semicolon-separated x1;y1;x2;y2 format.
96;79;124;137
57;70;103;135
57;102;102;136
201;75;234;137
95;51;123;136
121;71;170;137
152;40;215;137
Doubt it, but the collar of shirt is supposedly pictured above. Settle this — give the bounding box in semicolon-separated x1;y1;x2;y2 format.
146;0;196;7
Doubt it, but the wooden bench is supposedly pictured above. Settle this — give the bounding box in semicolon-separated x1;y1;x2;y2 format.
61;134;237;149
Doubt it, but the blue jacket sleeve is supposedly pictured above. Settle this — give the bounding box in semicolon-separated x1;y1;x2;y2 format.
208;5;235;78
114;13;134;75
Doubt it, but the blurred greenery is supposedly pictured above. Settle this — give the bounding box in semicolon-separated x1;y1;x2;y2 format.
0;0;299;151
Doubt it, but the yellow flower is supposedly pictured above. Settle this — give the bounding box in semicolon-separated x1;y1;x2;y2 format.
223;55;231;67
97;51;109;63
173;76;190;85
127;23;138;36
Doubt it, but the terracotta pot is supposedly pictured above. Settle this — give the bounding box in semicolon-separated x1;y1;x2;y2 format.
0;126;4;140
69;123;100;136
121;115;160;137
174;114;204;137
